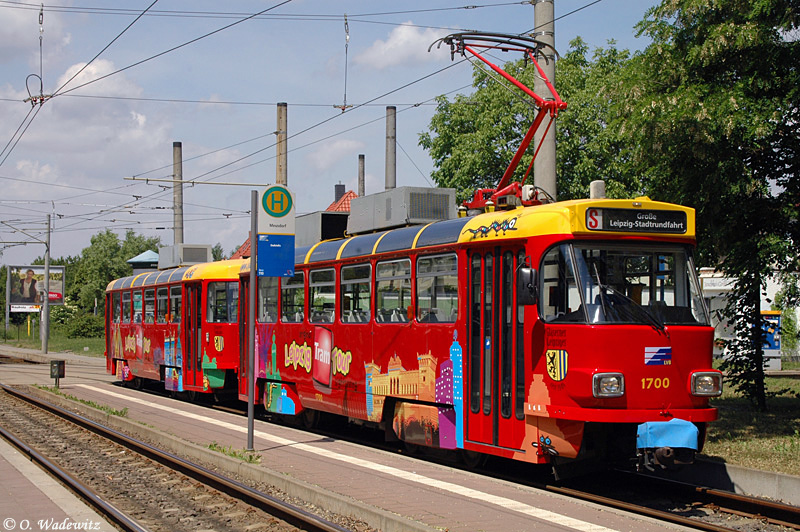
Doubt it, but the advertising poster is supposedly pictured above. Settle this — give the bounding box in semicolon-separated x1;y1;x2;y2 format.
7;265;66;312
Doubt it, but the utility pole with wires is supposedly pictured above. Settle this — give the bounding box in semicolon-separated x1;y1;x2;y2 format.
173;142;184;245
532;0;557;200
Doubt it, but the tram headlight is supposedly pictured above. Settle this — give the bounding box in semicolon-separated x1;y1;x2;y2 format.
593;373;625;398
691;372;723;397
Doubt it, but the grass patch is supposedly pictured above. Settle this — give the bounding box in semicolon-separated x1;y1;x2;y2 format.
703;376;800;476
782;358;800;371
207;441;261;464
35;385;128;417
2;327;105;357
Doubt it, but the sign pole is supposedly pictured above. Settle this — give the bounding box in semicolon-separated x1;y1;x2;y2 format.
4;266;9;341
247;191;257;451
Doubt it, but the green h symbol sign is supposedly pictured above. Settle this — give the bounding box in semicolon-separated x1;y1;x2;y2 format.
262;186;292;217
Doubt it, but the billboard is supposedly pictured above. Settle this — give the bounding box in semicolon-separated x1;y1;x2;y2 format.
6;265;66;312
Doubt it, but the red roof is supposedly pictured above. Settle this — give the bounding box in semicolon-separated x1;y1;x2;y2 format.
326;190;357;212
230;233;251;259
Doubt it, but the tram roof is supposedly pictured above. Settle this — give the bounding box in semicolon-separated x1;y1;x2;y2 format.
235;196;695;272
106;259;247;291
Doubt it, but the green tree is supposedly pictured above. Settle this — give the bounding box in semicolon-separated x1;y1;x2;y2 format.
555;38;641;199
69;230;161;315
212;242;226;261
621;0;800;410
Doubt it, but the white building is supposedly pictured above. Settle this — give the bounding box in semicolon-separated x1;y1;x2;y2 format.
699;268;798;369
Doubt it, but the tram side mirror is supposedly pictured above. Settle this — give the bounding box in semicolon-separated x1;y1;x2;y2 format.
517;266;538;306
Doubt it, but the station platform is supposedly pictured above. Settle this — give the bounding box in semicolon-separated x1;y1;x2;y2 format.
0;435;117;532
1;344;795;531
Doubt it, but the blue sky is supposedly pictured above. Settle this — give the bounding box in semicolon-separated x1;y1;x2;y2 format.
0;0;658;265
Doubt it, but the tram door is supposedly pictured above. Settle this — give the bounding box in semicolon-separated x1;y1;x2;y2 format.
238;277;250;399
466;248;526;451
184;282;203;389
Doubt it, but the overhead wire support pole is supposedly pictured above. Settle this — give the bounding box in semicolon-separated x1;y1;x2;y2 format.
247;191;257;451
42;214;50;354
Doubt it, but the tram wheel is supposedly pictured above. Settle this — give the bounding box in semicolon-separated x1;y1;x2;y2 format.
403;441;423;456
131;377;144;390
186;390;199;402
460;449;487;469
298;409;318;430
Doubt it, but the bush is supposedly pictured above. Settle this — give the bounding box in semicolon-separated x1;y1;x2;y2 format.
50;302;79;325
63;313;105;339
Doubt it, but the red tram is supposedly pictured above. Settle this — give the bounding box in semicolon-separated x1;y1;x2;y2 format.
238;197;722;472
105;260;245;397
104;31;722;474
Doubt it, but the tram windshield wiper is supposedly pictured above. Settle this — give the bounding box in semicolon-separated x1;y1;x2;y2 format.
591;264;667;334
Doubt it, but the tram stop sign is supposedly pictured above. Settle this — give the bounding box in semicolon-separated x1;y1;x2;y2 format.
257;185;295;277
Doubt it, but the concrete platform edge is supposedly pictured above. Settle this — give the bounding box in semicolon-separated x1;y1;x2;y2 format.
19;385;441;532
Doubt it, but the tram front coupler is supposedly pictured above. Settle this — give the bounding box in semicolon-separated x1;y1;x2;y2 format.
636;418;699;471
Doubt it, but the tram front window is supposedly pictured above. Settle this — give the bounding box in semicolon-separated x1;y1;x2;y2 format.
540;243;708;326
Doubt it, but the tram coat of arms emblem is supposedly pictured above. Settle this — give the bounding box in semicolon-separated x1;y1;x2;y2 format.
545;349;568;381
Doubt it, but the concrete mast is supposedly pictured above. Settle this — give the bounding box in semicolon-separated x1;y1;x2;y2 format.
532;0;557;200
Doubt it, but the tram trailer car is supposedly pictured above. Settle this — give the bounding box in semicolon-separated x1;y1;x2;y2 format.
239;197;723;473
106;259;246;396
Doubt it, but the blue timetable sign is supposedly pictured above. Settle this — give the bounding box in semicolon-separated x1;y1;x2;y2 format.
257;234;295;277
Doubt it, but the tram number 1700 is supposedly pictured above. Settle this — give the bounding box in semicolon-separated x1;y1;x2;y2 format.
642;377;670;390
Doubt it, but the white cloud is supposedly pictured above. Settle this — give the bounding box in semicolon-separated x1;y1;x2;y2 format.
2;58;169;191
0;5;69;67
355;23;450;70
305;139;365;171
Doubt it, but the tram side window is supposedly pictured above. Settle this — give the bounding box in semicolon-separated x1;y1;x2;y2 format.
170;286;181;323
258;277;278;323
207;282;238;323
112;292;121;323
541;245;583;323
309;269;335;323
281;272;305;322
132;290;143;323
376;259;411;323
144;288;155;324
156;287;168;323
417;254;458;323
341;264;371;323
122;291;131;323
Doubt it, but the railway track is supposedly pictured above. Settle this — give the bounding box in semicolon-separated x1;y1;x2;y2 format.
549;476;800;532
4;377;798;532
0;384;368;532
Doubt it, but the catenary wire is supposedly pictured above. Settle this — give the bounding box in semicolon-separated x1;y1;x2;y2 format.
52;0;296;98
53;0;160;96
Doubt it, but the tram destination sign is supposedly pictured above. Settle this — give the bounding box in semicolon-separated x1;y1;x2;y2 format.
586;208;687;234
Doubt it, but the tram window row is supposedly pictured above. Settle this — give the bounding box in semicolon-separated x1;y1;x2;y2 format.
257;252;458;325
